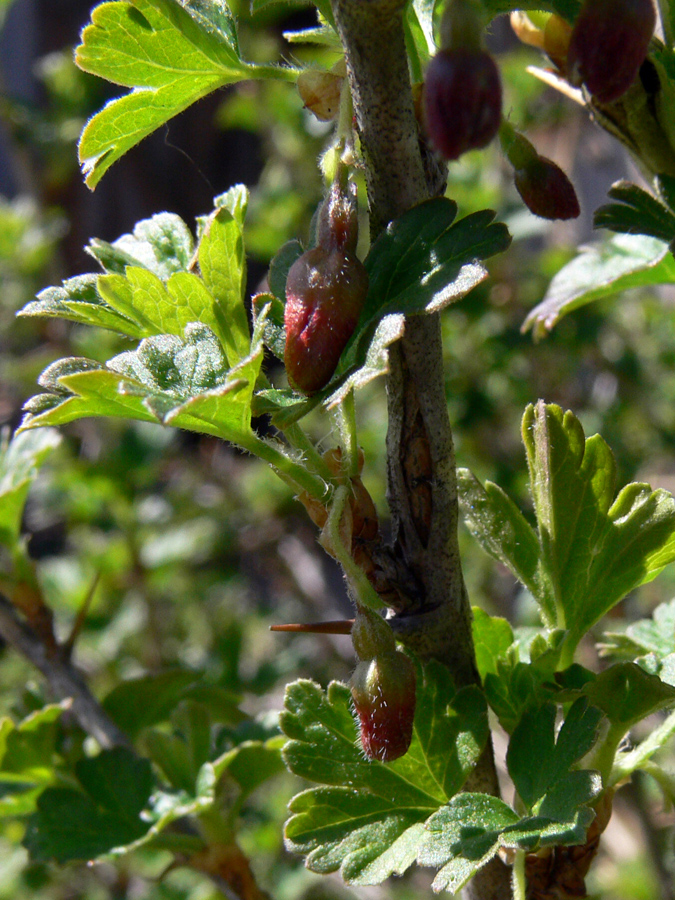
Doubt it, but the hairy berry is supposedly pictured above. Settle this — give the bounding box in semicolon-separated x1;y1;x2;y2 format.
514;156;580;220
350;651;416;762
284;247;368;394
424;48;502;161
567;0;656;103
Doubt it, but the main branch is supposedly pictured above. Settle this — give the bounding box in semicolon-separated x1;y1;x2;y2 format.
330;1;511;897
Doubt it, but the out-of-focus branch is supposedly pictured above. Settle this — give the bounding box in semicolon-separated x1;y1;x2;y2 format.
0;592;129;749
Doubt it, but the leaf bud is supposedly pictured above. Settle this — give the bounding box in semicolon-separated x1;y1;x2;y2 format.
350;650;416;762
567;0;656;103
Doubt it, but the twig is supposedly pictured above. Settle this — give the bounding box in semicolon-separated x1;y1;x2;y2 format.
0;593;129;749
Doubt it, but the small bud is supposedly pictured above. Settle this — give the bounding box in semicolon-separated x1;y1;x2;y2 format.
351;608;395;660
501;125;580;220
350;651;416;762
514;156;580;220
317;177;359;255
424;48;502;161
567;0;656;103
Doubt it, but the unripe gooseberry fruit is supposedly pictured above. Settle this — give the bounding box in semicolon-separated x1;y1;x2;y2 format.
514;156;580;220
567;0;656;103
284;247;368;394
350;650;416;762
424;48;502;161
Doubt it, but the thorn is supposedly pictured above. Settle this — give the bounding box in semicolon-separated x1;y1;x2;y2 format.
270;619;354;634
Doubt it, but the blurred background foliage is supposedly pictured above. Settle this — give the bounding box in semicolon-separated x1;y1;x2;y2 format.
0;1;674;898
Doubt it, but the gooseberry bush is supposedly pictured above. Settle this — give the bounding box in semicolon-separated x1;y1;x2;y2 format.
3;1;675;899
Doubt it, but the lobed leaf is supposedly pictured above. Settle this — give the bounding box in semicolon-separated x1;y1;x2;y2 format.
281;660;488;884
25;748;153;863
522;233;675;338
76;0;298;187
593;180;675;243
461;402;675;666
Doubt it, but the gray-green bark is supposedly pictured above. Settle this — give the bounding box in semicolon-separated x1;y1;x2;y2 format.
330;1;512;897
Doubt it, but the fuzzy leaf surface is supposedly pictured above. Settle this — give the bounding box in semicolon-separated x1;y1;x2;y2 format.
522;234;675;338
20;317;265;442
281;661;488;884
76;0;297;187
0;429;61;546
461;402;675;664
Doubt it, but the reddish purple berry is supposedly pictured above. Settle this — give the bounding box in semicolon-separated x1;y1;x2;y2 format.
350;651;416;762
284;247;368;395
424;48;502;160
568;0;656;103
514;156;580;220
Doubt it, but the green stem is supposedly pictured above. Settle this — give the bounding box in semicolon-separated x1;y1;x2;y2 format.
284;422;336;485
336;390;359;477
511;850;526;900
591;723;627;786
326;484;384;611
244;433;333;501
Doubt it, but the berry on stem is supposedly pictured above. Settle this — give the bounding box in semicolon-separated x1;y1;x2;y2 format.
424;48;502;161
567;0;656;103
350;650;416;762
284;174;368;395
501;125;580;221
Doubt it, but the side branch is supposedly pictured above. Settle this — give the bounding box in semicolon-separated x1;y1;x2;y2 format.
0;593;128;749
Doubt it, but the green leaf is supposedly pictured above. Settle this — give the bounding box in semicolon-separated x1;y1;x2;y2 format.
483;659;549;734
523;402;675;662
97;266;241;361
198;186;250;361
119;737;284;855
522;233;675;338
471;607;514;682
419;783;597;894
87;211;194;277
506;699;601;811
21;319;264;443
602;598;675;661
593;180;675;243
103;670;244;739
24;748;153;863
19;275;148;339
76;0;298;188
0;429;61;546
463;403;675;667
583;662;675;729
281;660;488;884
459;468;541;601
